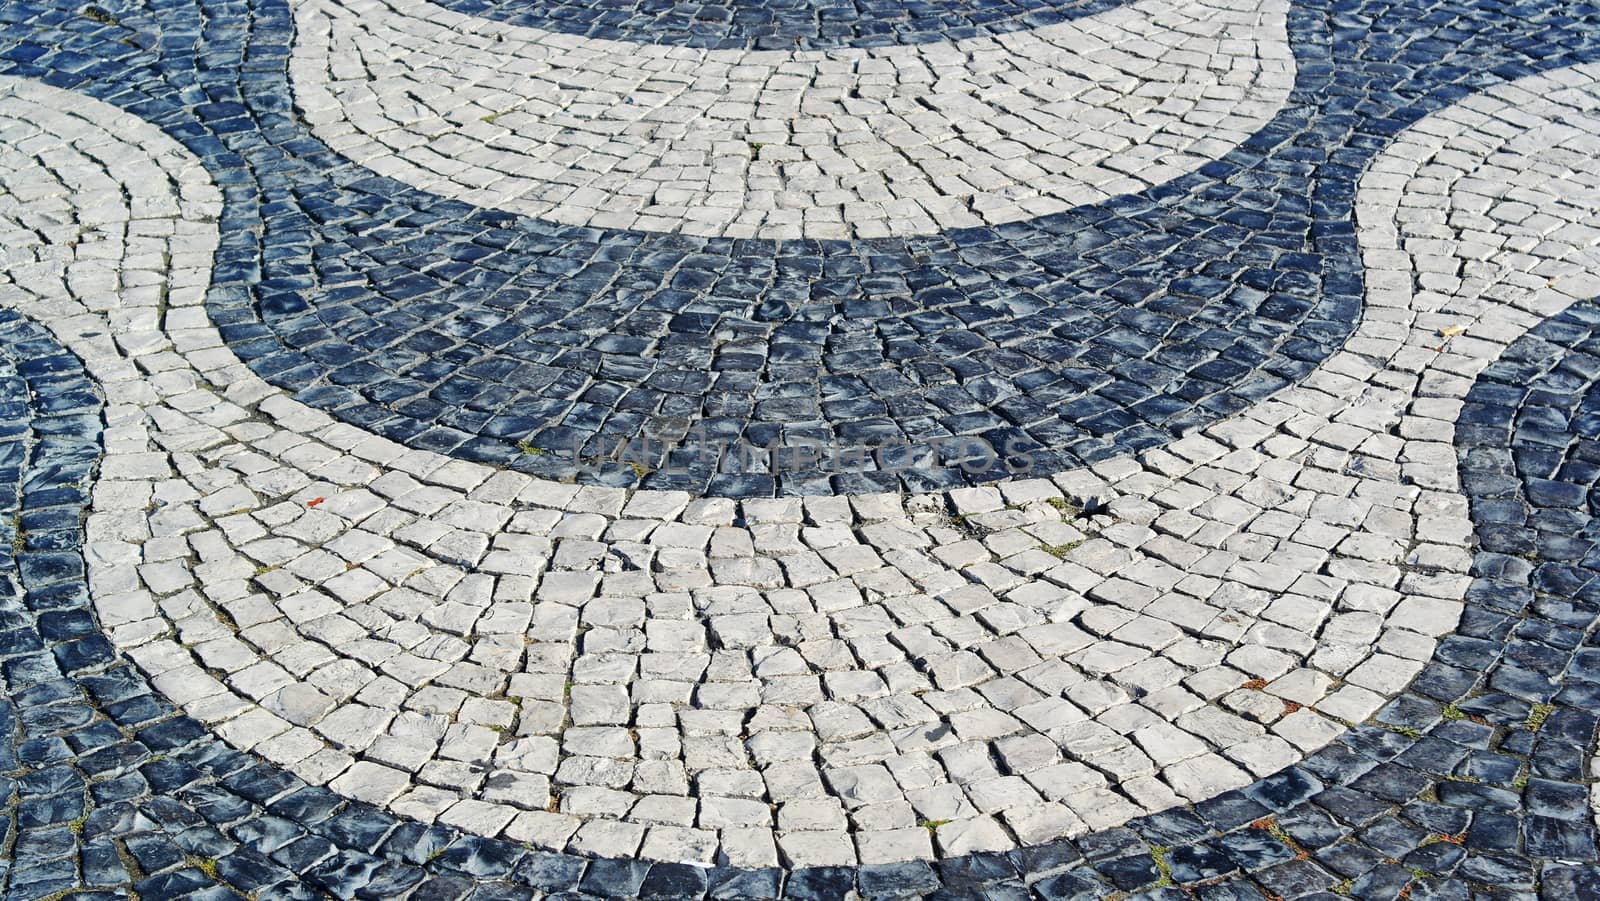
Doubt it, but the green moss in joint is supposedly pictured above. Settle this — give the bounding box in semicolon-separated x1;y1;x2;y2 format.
1526;703;1556;731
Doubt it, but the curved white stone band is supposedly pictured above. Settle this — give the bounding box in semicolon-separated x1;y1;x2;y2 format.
3;65;1600;866
289;0;1294;239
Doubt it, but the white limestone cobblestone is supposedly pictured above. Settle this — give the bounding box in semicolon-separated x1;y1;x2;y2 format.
3;62;1600;865
289;0;1294;238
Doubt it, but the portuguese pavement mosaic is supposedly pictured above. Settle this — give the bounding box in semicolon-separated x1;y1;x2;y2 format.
0;0;1597;896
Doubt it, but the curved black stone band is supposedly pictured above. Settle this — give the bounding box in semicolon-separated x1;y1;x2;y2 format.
1;288;1598;899
196;0;1600;497
424;0;1129;51
211;0;1362;499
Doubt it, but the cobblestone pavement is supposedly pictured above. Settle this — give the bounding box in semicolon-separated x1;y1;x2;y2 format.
0;0;1598;897
423;0;1143;49
292;0;1294;239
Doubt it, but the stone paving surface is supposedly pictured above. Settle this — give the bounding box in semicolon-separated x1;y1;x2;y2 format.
424;0;1137;50
0;0;1596;896
194;0;1600;497
292;0;1294;239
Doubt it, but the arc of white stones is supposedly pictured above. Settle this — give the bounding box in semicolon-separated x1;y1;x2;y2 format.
2;64;1599;867
288;0;1294;239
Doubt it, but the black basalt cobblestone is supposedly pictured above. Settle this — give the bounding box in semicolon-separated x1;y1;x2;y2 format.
427;0;1131;50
